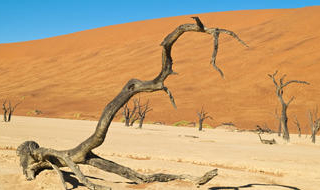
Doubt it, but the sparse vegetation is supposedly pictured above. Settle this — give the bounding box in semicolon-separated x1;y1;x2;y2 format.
26;109;42;116
173;120;192;126
74;113;81;119
201;123;213;129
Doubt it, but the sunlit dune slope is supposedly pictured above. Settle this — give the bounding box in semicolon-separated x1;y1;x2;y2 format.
1;6;320;132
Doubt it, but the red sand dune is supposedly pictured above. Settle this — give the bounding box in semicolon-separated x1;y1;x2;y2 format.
0;6;320;132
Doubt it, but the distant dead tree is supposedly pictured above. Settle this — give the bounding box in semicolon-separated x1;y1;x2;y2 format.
197;107;212;131
122;99;138;126
2;99;21;122
16;17;247;189
256;124;273;134
308;108;320;143
293;115;301;137
135;98;152;128
257;133;276;145
268;71;309;141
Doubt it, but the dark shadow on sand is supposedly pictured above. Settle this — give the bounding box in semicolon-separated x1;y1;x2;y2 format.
208;183;300;190
61;170;104;189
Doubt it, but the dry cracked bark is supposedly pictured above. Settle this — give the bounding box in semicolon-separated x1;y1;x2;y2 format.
16;17;247;189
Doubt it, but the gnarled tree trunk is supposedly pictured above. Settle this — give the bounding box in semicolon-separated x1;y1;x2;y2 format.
16;17;247;190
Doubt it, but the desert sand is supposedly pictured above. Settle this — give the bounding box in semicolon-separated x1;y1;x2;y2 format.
1;6;320;133
0;116;319;190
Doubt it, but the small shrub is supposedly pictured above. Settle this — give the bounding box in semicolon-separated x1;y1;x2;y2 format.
202;123;213;129
173;120;191;126
74;113;81;119
26;110;42;116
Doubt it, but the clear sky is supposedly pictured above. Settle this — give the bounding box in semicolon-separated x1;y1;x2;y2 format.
0;0;319;44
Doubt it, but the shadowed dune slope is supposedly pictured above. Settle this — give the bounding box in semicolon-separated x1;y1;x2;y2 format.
1;6;320;132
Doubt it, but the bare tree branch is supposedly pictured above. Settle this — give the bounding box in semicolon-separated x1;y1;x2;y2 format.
287;96;295;106
163;86;177;109
211;31;224;77
218;29;249;47
47;160;67;190
191;17;204;31
268;70;279;87
281;80;310;89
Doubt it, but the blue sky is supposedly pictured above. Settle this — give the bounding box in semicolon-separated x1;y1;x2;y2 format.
0;0;319;44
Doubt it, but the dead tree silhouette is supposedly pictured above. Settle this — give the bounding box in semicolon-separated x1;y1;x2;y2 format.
268;71;309;142
197;106;212;131
16;17;247;190
308;108;320;143
122;99;139;126
135;98;152;128
2;99;21;122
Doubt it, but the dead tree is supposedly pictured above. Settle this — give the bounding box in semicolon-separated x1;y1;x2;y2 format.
122;100;138;126
2;100;8;122
2;100;21;122
197;107;212;131
308;108;320;143
257;133;276;145
293;115;301;137
135;98;152;128
129;99;140;126
268;71;309;141
16;17;247;190
256;125;273;134
129;113;139;126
